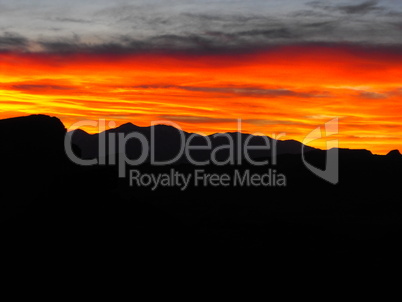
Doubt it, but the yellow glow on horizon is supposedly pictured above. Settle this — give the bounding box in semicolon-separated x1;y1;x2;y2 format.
0;46;402;154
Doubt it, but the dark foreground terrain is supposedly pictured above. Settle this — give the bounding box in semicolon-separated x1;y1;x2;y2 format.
1;115;402;271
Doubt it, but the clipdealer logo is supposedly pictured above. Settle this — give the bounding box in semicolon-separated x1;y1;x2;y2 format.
64;118;339;189
128;168;286;191
302;118;339;184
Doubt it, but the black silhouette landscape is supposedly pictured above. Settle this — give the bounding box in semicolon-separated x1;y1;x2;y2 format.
1;114;402;270
69;122;318;162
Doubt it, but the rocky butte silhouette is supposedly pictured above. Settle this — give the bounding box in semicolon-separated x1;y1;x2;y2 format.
0;115;66;217
386;149;402;159
1;114;402;270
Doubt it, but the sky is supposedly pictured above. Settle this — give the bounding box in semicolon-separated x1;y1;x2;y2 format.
1;0;402;153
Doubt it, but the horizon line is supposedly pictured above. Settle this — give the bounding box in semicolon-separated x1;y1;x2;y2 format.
3;113;399;156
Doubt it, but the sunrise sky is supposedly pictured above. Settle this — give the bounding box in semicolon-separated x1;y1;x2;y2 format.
1;0;402;154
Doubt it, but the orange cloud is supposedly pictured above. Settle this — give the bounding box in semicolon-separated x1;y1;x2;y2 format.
0;45;401;154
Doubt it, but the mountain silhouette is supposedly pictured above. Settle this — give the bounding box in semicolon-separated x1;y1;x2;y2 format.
387;149;402;158
0;114;66;219
1;114;402;270
68;122;318;163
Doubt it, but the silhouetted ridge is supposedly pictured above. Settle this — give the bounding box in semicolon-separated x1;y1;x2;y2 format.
70;128;91;139
0;114;65;133
112;123;183;134
336;148;373;159
70;122;317;161
386;149;401;158
114;122;140;133
0;114;66;155
2;115;402;269
0;114;67;218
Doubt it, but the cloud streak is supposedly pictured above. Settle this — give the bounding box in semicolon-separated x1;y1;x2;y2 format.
0;1;401;53
1;44;402;153
1;1;402;154
0;32;28;50
307;0;383;15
